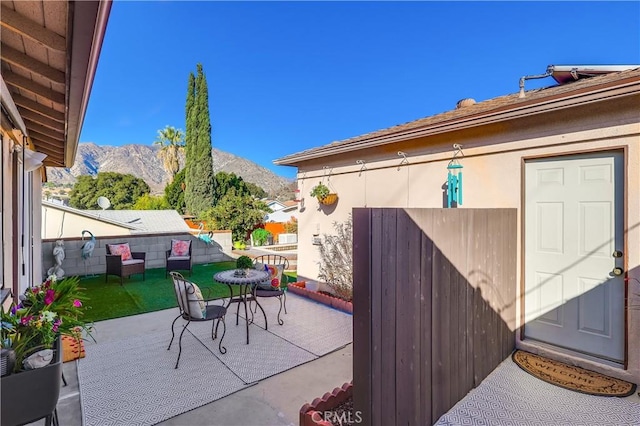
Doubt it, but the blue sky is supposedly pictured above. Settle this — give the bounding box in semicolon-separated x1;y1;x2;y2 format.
80;1;640;179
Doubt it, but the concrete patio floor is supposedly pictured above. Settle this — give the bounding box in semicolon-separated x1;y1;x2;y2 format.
30;305;352;426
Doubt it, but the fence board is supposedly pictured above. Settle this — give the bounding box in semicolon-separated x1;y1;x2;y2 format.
370;209;383;424
419;210;434;425
380;209;397;426
352;208;372;426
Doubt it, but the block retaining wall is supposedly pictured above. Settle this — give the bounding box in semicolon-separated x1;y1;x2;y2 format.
41;232;232;280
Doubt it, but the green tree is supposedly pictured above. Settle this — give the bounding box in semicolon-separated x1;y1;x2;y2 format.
211;172;248;204
69;172;150;210
154;125;184;183
184;63;215;216
132;194;170;210
200;188;271;242
165;169;186;214
244;182;267;199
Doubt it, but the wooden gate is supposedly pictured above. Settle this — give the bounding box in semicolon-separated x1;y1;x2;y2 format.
353;208;517;425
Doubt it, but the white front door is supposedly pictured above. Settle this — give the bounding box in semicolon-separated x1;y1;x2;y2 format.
524;152;624;362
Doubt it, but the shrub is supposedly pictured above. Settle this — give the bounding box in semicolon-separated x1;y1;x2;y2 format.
251;228;271;246
233;240;246;250
317;215;353;301
283;217;298;234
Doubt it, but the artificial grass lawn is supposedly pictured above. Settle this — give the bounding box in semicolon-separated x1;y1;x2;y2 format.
79;261;240;322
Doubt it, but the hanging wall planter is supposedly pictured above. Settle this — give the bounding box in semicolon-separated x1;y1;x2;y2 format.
310;182;338;206
319;193;338;206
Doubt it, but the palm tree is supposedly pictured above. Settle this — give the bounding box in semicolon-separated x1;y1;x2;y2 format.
154;125;185;183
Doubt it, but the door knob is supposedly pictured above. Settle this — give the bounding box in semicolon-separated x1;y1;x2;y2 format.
611;267;624;276
612;250;623;258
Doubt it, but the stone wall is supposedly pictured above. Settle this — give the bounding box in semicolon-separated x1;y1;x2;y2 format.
41;231;233;280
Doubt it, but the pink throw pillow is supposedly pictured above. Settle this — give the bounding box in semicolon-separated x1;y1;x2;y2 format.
108;243;132;261
171;240;191;257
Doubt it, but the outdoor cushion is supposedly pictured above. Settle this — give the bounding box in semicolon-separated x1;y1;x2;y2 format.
174;280;206;319
107;243;132;261
255;262;284;290
170;240;191;257
167;256;190;261
122;259;144;265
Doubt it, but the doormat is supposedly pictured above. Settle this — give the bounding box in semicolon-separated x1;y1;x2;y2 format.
512;350;636;397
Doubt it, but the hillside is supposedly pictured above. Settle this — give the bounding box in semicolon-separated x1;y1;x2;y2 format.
46;143;295;198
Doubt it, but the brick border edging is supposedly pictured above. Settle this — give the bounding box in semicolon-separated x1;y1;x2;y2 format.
299;381;353;426
288;282;353;314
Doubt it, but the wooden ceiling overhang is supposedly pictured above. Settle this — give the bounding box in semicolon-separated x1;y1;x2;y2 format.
1;0;111;168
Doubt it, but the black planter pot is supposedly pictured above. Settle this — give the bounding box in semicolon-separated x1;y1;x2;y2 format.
0;336;62;426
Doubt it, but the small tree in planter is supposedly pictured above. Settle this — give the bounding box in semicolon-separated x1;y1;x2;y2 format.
317;215;353;301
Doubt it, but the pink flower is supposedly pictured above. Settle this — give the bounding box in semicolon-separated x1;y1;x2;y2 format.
44;289;56;305
73;299;82;308
20;315;33;325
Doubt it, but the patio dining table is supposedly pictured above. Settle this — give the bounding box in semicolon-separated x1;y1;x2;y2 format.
214;269;269;344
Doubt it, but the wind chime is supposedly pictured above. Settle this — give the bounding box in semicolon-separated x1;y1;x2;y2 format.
447;144;463;208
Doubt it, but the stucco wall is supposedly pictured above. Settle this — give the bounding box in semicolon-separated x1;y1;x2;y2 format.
293;95;640;383
41;231;233;279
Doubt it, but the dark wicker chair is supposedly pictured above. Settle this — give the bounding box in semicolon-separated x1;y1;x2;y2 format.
168;272;227;368
165;241;192;278
251;254;289;326
105;243;146;285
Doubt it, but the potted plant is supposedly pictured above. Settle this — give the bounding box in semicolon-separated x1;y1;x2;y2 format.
310;183;338;205
235;255;253;277
1;275;93;425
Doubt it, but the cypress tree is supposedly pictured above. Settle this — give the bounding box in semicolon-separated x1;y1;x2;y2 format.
192;64;215;214
184;72;197;215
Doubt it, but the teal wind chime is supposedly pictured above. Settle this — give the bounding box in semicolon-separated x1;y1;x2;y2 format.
447;144;463;208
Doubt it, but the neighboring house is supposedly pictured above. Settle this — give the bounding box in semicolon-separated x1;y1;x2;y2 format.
265;200;299;223
275;66;640;384
1;1;112;302
41;201;192;238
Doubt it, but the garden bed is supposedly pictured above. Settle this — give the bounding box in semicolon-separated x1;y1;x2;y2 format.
288;282;353;314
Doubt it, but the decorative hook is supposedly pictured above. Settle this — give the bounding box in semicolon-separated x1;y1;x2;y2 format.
356;160;367;174
450;144;464;163
323;166;333;181
397;151;409;170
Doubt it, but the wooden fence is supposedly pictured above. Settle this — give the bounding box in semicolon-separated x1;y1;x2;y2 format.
353;208;517;425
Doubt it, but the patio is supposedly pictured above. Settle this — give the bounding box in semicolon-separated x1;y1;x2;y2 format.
28;291;352;426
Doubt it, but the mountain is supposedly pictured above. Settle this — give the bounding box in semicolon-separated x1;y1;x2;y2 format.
46;143;295;198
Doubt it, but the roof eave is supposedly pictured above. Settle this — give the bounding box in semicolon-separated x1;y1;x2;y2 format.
274;77;640;166
64;0;112;167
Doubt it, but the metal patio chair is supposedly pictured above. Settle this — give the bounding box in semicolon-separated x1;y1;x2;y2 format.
168;272;227;368
251;254;289;326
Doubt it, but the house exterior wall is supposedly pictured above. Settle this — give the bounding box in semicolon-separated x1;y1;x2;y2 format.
41;207;133;239
1;139;13;302
0;137;44;301
293;95;640;383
